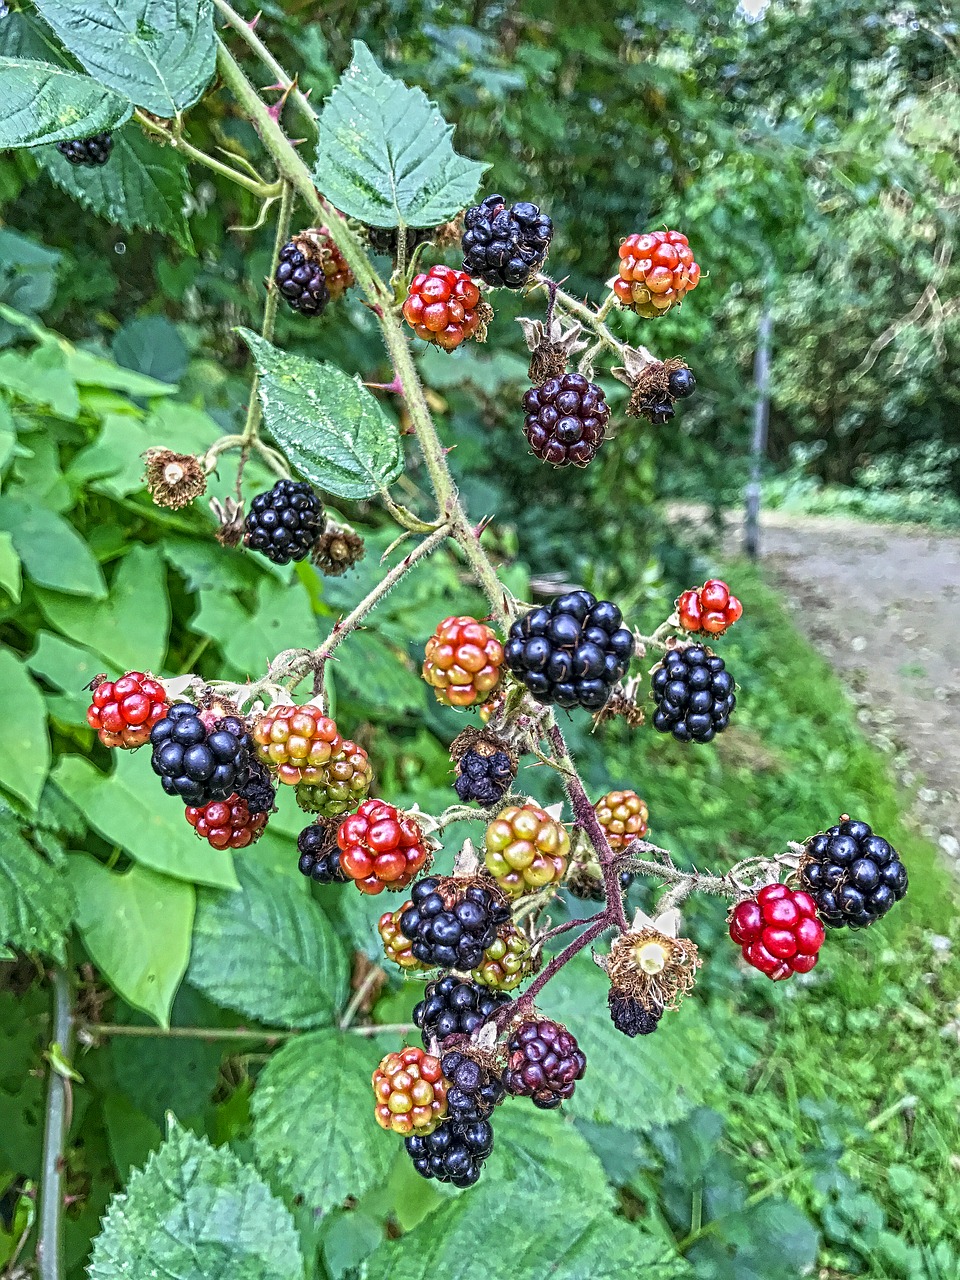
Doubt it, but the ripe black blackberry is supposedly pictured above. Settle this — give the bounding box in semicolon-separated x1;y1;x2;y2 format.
243;479;324;565
296;821;346;884
274;240;329;316
502;1018;586;1109
399;877;510;970
237;757;276;816
413;976;510;1046
56;132;114;166
440;1049;505;1123
522;373;610;468
799;818;908;929
149;705;252;806
454;748;514;805
668;367;696;399
461;194;553;288
608;989;662;1037
650;644;736;743
405;1116;494;1188
503;591;634;711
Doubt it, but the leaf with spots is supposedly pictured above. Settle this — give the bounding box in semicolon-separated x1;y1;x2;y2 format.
0;57;132;149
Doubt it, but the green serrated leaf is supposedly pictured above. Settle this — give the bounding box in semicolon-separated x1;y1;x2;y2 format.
0;532;21;603
68;856;194;1027
34;0;216;118
252;1031;394;1213
52;752;239;890
313;41;486;228
188;861;348;1029
239;330;403;500
190;571;319;681
39;125;194;254
0;809;73;962
0;56;132;148
0;649;50;812
0;495;106;599
88;1119;305;1280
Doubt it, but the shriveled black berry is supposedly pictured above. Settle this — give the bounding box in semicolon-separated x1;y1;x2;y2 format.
502;1018;586;1109
440;1049;505;1124
799;818;907;929
56;132;113;166
668;367;696;399
413;976;510;1046
237;757;276;816
399;877;510;970
274;241;329;316
243;479;324;565
296;822;346;883
650;644;736;743
648;402;675;425
504;591;634;711
461;193;553;289
608;989;661;1037
454;748;514;805
405;1116;494;1187
149;703;252;806
522;373;610;468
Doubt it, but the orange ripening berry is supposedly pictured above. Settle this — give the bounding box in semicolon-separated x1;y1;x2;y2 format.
613;230;701;318
422;615;505;708
251;703;343;787
372;1046;447;1135
402;265;483;351
594;789;649;851
677;579;742;636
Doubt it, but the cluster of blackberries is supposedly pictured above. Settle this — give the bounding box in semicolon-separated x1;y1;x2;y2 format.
149;705;252;806
522;374;610;468
399;878;510;970
56;133;113;166
454;748;514;805
413;976;510;1045
800;818;908;928
405;1116;494;1188
607;990;662;1037
504;591;634;711
296;822;346;883
461;194;553;289
650;644;736;743
243;479;324;565
502;1019;586;1109
274;241;329;316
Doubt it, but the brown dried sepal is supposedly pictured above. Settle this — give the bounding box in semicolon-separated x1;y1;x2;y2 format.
143;448;206;510
566;860;605;901
593;686;646;730
517;316;588;383
604;927;700;1013
313;525;366;576
432;214;465;251
474;299;495;344
210;496;245;547
291;227;355;300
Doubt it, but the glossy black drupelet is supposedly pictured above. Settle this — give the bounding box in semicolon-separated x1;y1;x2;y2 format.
461;194;553;288
149;705;252;806
522;373;610;467
668;367;696;399
607;989;661;1037
296;822;346;883
504;591;634;711
440;1049;505;1124
405;1117;494;1188
243;479;324;565
799;818;908;929
399;877;510;970
238;758;276;816
454;748;514;805
413;976;510;1046
56;132;113;166
274;240;329;316
650;644;736;743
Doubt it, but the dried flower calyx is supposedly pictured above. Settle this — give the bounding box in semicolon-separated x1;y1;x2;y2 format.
143;449;206;509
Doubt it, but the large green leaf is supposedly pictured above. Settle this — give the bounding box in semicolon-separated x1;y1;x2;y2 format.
489;1104;612;1202
34;0;216;118
190;571;319;681
0;532;21;604
0;649;51;812
0;809;73;962
238;330;403;500
312;41;485;228
251;1030;393;1212
0;496;106;599
188;861;348;1029
52;753;239;890
69;856;194;1027
39;125;194;253
88;1119;305;1280
0;56;132;148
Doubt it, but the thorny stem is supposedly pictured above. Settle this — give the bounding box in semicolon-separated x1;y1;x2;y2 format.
134;108;280;198
38;966;74;1280
534;272;656;367
212;0;319;137
80;1020;409;1042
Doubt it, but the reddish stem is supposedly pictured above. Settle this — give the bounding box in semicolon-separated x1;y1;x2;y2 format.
497;914;613;1027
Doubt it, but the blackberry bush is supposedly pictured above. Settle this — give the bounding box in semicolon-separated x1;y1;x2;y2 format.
461;193;553;288
650;644;736;742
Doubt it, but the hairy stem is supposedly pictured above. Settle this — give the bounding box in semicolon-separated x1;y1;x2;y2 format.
213;0;319;136
134;108;279;198
38;966;74;1280
240;178;295;450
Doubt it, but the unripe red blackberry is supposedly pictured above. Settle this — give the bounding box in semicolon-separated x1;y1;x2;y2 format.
677;579;743;636
87;672;168;749
502;1019;586;1109
252;703;342;787
422;616;504;708
294;740;373;816
402;265;484;351
729;883;826;980
337;799;429;894
613;229;701;318
372;1047;447;1136
185;795;267;849
484;803;570;898
57;133;113;166
461;193;553;288
522;373;610;467
243;480;324;565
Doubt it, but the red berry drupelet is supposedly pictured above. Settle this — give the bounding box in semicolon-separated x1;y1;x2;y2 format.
460;193;553;288
613;229;701;318
337;799;429;894
422;616;504;708
402;265;483;351
185;795;267;849
149;705;252;806
650;644;736;743
504;592;635;711
677;579;743;636
522;373;610;467
373;1047;447;1136
57;133;113;166
399;877;510;968
413;976;511;1047
729;883;825;980
243;480;324;565
87;672;169;749
799;818;908;929
502;1019;586;1109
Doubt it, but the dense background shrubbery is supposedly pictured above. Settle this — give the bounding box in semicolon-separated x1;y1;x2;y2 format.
0;2;957;1278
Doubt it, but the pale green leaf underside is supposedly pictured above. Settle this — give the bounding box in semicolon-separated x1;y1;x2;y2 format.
0;56;132;148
